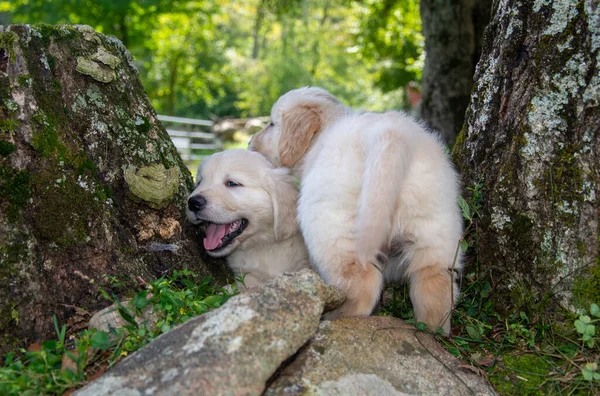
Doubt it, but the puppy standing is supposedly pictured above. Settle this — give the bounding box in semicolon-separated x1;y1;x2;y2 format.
249;87;463;334
186;149;309;288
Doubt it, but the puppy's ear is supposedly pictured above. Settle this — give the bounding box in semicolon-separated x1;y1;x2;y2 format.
266;168;299;241
278;105;321;167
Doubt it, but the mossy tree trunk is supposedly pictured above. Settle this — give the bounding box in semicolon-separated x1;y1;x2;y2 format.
419;0;492;146
0;24;229;354
454;1;599;317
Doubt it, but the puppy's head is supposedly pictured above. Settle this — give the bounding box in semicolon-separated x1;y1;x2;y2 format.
249;86;343;168
186;149;299;257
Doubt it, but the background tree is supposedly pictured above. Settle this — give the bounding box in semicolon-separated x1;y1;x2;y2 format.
419;0;492;145
2;0;425;118
454;0;599;318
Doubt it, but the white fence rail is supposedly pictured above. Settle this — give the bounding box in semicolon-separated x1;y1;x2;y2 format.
157;115;221;161
158;114;270;162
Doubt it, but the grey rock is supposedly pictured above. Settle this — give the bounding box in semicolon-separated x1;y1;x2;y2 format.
75;269;344;396
266;316;494;396
88;299;158;333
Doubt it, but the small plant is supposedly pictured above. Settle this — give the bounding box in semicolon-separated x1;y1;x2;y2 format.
574;303;600;382
0;316;93;395
0;270;237;395
575;303;599;348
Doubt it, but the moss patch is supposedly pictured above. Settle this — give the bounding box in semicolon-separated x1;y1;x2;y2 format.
0;141;15;156
490;353;553;395
0;165;31;222
27;111;108;245
0;31;16;61
32;24;77;47
30;166;98;245
572;255;600;308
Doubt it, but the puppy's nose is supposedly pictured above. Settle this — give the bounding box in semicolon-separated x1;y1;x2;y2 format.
188;195;206;212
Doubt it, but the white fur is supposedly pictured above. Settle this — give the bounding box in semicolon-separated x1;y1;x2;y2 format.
249;87;463;334
186;149;310;289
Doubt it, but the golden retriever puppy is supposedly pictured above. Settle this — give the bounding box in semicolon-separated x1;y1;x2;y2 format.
249;87;463;334
186;149;310;288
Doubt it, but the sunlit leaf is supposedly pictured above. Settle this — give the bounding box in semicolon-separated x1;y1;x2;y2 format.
458;195;471;220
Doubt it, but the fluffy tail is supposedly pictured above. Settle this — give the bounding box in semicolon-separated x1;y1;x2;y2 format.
356;128;411;268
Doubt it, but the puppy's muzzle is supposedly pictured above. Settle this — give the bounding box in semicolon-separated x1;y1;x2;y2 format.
188;195;207;212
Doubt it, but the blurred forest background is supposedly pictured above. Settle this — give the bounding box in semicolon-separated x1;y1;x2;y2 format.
0;0;424;119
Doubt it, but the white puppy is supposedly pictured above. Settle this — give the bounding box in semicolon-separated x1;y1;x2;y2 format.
186;149;310;288
249;87;463;334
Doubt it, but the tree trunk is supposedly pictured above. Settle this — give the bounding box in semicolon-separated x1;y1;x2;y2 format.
252;0;266;59
0;24;229;354
453;1;599;316
419;0;492;146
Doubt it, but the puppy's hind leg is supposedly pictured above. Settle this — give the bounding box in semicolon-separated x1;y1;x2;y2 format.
322;259;384;320
408;251;458;335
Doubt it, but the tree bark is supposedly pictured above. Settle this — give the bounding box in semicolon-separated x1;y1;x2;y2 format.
419;0;492;146
0;24;229;354
454;1;599;316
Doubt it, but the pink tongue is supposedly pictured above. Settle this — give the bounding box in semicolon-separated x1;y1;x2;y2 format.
203;223;230;250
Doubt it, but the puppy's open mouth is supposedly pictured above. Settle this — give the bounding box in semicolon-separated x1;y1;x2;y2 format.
202;219;249;252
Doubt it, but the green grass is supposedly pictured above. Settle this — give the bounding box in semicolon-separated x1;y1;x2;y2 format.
0;270;238;395
380;270;600;395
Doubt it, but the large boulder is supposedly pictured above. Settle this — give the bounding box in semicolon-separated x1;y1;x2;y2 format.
74;269;345;396
266;316;494;395
0;24;229;354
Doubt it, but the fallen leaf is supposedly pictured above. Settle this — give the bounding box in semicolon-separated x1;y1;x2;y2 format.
62;353;78;373
61;347;94;373
459;362;485;376
476;354;495;367
27;343;41;352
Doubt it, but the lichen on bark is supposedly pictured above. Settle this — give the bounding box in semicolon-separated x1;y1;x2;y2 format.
0;24;229;353
124;164;180;209
454;1;599;316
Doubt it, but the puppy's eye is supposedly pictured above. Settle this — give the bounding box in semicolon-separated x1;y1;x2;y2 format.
195;178;202;186
225;180;242;187
268;121;274;127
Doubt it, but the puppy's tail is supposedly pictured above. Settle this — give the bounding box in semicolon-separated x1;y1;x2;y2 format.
356;128;411;269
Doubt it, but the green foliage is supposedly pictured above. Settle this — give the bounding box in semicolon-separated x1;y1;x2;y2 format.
355;0;424;91
3;0;423;118
0;270;237;395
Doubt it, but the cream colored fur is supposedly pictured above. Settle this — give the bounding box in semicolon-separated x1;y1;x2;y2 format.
249;87;463;334
186;149;310;289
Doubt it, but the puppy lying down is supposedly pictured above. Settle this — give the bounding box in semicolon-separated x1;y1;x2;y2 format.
186;149;309;288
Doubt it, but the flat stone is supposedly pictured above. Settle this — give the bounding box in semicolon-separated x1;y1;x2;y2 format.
75;269;344;396
88;299;158;333
266;316;494;396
